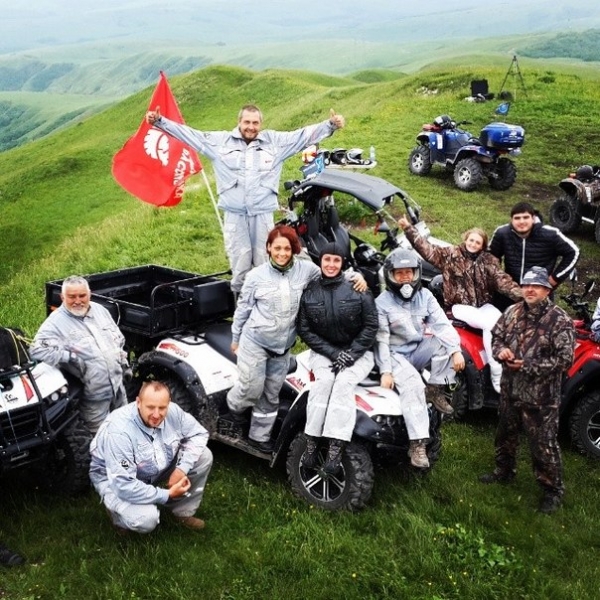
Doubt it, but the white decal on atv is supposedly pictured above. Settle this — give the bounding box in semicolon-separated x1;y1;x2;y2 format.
157;341;189;358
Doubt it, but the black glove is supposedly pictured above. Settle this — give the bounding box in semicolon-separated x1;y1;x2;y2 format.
331;350;356;374
123;368;134;383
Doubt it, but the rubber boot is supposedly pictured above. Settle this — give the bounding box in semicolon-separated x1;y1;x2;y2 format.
323;439;345;475
302;435;319;469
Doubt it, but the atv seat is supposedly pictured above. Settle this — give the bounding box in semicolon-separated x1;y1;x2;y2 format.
0;327;29;372
303;211;331;260
204;322;237;363
303;204;352;265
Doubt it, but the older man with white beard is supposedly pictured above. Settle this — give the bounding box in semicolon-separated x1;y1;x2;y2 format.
30;275;129;434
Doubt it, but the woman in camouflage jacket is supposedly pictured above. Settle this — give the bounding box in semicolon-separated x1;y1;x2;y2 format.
398;216;522;393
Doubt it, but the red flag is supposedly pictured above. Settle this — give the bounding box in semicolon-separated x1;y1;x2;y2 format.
112;72;201;207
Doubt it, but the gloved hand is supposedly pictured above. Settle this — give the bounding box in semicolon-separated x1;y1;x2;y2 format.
331;350;356;374
123;368;134;383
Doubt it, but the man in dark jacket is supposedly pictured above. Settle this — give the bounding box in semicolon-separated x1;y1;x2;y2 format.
480;267;576;514
489;202;579;308
297;242;378;474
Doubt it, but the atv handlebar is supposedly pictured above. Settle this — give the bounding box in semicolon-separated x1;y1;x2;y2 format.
561;280;596;325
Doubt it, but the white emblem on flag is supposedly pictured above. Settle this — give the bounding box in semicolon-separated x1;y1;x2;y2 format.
144;128;170;166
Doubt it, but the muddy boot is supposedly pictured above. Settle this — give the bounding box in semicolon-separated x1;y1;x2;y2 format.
408;439;430;469
323;439;345;475
428;386;454;415
302;435;319;469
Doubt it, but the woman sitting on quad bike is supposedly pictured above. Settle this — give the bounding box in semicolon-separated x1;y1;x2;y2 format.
398;216;522;394
297;242;379;476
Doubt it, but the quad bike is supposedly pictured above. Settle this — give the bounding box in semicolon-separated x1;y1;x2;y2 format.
278;168;449;296
549;164;600;242
441;276;600;461
408;113;525;192
0;327;90;495
44;264;443;512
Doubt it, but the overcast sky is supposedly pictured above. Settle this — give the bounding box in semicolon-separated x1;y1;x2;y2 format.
1;0;599;54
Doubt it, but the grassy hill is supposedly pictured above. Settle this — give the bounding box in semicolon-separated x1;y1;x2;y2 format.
1;61;600;599
2;27;600;152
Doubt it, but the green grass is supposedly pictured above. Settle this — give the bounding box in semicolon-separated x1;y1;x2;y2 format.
1;61;600;599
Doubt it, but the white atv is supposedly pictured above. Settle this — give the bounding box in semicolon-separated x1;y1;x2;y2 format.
45;266;443;511
0;328;91;495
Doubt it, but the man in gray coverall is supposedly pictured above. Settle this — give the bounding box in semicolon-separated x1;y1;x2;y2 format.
145;104;345;293
30;275;129;434
89;380;212;534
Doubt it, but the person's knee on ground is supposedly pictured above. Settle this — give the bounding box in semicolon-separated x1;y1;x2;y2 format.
109;504;161;534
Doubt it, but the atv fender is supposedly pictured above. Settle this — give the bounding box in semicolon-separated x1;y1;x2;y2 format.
271;386;309;467
558;178;590;205
454;145;494;164
416;131;439;149
560;358;600;414
136;349;208;406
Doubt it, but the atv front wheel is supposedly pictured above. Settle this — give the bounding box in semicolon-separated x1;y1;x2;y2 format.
549;194;581;234
41;417;92;495
286;433;374;511
449;372;469;421
408;145;433;176
488;157;517;191
569;390;600;460
453;157;484;191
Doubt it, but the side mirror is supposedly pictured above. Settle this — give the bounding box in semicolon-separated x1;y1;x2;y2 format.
375;220;391;235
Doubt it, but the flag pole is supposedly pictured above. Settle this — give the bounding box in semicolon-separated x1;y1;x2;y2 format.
200;169;224;233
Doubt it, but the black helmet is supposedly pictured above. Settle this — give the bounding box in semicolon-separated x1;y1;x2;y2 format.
330;148;347;165
429;274;444;306
383;248;422;300
354;243;379;266
434;115;453;129
576;165;594;181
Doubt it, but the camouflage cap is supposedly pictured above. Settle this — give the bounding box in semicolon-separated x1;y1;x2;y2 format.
520;266;553;288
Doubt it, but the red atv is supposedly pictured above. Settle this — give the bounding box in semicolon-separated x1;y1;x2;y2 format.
448;279;600;461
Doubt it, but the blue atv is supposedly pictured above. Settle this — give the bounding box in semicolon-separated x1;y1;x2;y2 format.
408;113;525;192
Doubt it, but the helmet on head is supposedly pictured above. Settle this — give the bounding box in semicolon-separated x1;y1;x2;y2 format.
576;165;594;181
383;248;422;300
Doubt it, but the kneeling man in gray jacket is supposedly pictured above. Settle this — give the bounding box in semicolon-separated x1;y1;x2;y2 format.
89;380;213;534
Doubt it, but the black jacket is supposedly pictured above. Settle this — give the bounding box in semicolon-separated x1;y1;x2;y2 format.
489;221;579;284
297;274;378;362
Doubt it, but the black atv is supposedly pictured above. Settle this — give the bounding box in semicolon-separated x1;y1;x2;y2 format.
0;327;90;495
549;164;600;242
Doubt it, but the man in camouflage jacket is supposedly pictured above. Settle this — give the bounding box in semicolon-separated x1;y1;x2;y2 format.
480;267;575;514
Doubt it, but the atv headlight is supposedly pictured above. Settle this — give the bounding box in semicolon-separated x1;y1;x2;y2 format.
48;385;68;403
